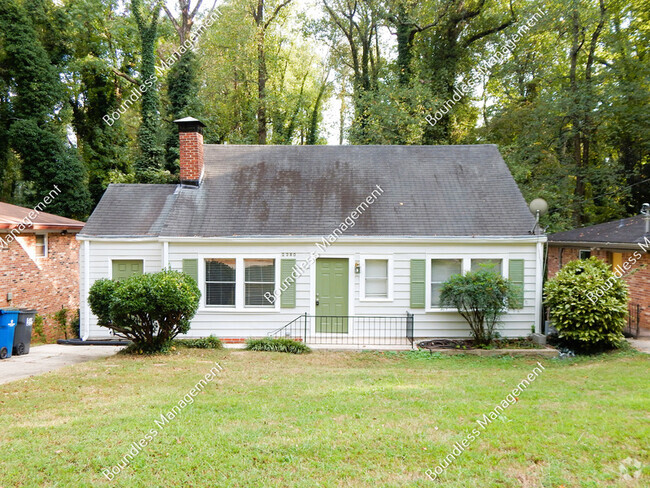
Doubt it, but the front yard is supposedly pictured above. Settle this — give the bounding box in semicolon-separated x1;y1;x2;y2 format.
0;348;648;487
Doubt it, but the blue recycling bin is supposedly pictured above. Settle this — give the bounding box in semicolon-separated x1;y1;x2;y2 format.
0;309;19;359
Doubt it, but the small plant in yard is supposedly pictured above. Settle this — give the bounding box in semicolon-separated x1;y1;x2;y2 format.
174;335;223;349
53;308;69;339
544;257;627;352
88;270;200;354
70;309;80;338
32;314;45;342
245;337;311;354
439;269;517;346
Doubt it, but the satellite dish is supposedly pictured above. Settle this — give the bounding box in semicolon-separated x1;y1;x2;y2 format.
529;198;548;216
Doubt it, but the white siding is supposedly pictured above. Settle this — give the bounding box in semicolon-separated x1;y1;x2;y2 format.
82;240;163;338
80;239;541;340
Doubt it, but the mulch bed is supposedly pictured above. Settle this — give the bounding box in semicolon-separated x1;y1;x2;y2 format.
417;338;543;350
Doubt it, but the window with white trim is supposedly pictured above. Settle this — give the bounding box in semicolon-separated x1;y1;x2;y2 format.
205;258;236;306
364;259;389;299
244;259;275;307
470;258;503;275
430;259;462;307
35;234;47;257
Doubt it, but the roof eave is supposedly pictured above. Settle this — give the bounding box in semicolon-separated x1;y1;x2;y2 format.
0;224;84;231
547;240;642;250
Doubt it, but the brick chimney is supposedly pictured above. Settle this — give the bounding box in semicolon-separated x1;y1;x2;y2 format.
174;117;206;186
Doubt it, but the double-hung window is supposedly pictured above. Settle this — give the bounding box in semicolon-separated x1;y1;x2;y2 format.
430;259;462;308
362;259;391;300
205;258;236;306
244;259;275;307
204;257;276;309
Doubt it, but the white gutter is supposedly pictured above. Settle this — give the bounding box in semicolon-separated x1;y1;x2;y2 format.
77;235;548;244
82;240;91;341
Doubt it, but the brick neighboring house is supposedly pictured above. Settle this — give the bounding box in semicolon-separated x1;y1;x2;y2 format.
0;202;84;340
547;213;650;333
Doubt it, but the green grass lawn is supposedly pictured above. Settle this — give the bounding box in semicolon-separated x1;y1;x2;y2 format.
0;348;648;487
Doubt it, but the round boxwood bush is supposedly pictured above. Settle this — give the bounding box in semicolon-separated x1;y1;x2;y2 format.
89;270;200;353
544;257;628;352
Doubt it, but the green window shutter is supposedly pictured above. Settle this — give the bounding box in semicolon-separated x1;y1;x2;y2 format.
509;259;525;309
280;259;296;308
182;259;199;283
410;259;426;309
112;260;143;281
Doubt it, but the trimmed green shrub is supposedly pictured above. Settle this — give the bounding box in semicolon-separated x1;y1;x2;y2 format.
174;336;223;349
245;337;311;354
544;257;627;352
89;270;200;353
439;270;517;345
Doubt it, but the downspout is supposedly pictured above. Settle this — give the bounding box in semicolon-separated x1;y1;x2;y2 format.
534;241;543;333
82;240;91;341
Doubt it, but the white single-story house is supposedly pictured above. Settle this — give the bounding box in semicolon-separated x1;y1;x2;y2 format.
78;117;546;345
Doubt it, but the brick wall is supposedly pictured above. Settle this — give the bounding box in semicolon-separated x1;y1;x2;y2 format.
179;130;204;184
0;232;79;341
547;245;649;330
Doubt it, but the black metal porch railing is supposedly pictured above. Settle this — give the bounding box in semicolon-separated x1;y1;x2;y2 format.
268;312;414;346
624;303;641;339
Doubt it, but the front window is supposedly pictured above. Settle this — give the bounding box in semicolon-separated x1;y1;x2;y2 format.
245;259;275;307
364;259;389;299
579;250;591;260
35;234;46;257
471;259;503;275
206;259;236;306
431;259;462;307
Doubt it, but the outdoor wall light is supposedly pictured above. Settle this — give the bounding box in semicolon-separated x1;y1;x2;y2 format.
355;262;360;274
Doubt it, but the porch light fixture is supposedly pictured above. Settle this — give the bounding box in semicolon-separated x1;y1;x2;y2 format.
355;262;360;274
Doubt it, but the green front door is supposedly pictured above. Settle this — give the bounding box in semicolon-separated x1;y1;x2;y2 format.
112;260;143;281
315;258;348;333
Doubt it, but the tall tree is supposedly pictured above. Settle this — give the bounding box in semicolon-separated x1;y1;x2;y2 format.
322;0;382;143
66;0;133;205
249;0;293;144
162;0;204;172
132;0;165;181
0;0;91;218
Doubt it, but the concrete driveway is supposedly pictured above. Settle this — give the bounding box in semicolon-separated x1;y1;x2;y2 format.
628;338;650;354
0;344;123;385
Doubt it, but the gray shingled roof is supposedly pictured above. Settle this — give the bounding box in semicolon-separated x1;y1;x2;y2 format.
81;184;177;237
81;145;536;238
548;215;650;248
